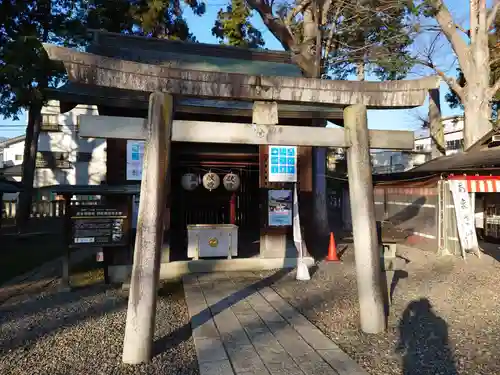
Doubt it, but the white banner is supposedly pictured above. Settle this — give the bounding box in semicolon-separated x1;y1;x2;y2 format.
449;180;479;256
293;184;302;257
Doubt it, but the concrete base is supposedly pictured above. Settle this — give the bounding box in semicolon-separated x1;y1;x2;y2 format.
110;256;315;284
259;235;305;258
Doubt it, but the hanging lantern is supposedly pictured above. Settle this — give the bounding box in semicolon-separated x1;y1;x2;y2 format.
202;172;220;191
181;173;199;191
223;173;241;191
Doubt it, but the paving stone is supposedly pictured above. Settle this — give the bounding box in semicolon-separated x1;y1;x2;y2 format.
194;337;228;363
245;297;284;323
220;329;251;346
230;299;254;313
269;325;315;358
213;309;244;334
185;274;367;375
199;360;234;375
264;360;305;375
259;288;339;351
317;349;370;375
226;344;269;374
192;314;220;339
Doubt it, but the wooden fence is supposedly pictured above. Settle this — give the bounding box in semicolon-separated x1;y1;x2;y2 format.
2;199;101;220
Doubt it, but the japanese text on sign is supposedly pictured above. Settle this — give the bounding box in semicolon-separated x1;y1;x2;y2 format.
70;202;130;247
268;146;297;183
126;141;144;181
449;180;479;254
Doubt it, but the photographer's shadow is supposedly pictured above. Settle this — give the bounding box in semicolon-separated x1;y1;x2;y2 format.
397;298;458;375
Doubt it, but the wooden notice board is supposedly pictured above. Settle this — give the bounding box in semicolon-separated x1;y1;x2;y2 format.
69;201;130;248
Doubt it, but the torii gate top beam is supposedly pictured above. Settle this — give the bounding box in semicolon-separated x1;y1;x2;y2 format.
43;44;440;109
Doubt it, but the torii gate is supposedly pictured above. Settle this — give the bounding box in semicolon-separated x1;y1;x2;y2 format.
43;43;440;364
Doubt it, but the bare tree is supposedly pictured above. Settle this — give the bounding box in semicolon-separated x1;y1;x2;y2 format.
419;0;500;148
245;0;415;238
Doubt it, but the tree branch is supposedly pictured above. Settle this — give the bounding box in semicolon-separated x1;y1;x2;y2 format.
428;0;471;76
418;59;464;100
246;0;296;50
286;0;310;25
490;77;500;97
487;0;500;29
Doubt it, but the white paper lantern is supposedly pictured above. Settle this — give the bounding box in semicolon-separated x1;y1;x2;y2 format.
202;172;220;191
181;173;199;191
223;173;241;191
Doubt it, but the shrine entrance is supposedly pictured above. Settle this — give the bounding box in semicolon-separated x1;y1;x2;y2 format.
170;142;261;260
43;30;441;362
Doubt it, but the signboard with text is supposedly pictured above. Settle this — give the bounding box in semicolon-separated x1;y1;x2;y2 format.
268;189;293;226
126;141;144;180
268;146;297;182
449;180;479;255
70;202;130;247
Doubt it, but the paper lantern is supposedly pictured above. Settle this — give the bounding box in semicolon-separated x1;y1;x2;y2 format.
223;173;241;191
202;172;220;191
181;173;199;191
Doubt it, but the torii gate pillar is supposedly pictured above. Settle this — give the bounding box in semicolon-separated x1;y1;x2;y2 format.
122;92;173;364
345;104;385;333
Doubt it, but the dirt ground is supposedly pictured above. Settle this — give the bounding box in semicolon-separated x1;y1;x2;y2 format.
268;244;500;375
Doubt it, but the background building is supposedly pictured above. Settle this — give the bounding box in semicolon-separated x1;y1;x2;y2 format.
0;101;107;200
0;135;26;169
414;115;464;155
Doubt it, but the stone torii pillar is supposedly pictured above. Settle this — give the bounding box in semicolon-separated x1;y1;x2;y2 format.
344;105;385;333
122;92;173;364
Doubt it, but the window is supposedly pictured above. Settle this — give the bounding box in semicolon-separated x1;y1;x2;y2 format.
415;144;424;151
76;152;92;162
446;139;464;151
15;154;23;161
36;151;71;168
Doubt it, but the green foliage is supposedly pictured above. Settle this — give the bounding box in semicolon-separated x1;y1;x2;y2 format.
324;0;415;80
0;0;87;120
86;0;206;40
0;0;207;120
212;0;264;48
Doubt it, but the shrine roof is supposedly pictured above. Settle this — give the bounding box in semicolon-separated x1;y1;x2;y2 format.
44;184;140;195
88;31;302;77
48;31;345;120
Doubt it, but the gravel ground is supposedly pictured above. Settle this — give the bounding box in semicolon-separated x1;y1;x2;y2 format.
263;245;500;375
0;280;198;375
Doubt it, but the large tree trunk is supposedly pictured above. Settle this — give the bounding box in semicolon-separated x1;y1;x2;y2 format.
463;91;492;149
16;102;43;231
462;1;492;149
462;38;492;150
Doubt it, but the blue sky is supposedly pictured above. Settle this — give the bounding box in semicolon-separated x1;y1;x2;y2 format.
0;0;465;138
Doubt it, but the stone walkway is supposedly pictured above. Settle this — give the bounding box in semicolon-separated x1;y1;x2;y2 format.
183;273;369;375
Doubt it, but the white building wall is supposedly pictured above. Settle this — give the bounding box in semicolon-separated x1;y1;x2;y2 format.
1;140;25;167
34;101;107;188
414;116;464;156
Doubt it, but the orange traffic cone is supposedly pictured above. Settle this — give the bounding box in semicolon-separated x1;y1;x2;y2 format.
326;232;340;262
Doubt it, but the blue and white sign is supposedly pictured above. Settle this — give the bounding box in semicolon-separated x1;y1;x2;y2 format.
126;140;145;181
268;145;297;182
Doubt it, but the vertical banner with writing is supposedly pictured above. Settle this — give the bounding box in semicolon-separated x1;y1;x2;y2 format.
448;180;480;257
293;184;302;257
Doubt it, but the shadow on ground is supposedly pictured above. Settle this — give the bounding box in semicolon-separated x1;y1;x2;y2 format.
397;298;458;375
